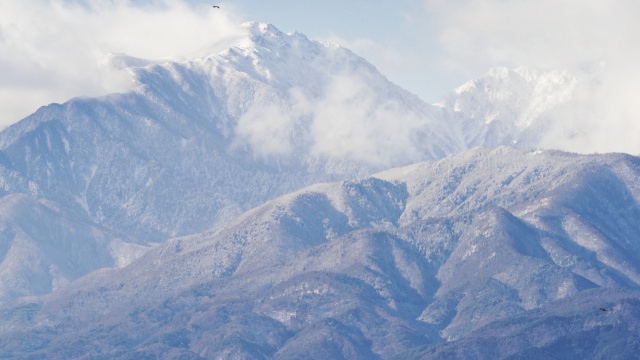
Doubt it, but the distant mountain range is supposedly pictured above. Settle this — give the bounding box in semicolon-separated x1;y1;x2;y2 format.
0;22;637;359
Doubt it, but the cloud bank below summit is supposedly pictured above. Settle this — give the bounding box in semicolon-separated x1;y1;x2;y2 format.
235;75;429;167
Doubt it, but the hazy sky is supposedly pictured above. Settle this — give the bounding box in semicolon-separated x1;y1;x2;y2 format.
1;0;639;135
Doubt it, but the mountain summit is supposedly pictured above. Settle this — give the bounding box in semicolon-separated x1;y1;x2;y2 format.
435;66;578;149
0;23;457;300
0;23;619;302
0;20;639;359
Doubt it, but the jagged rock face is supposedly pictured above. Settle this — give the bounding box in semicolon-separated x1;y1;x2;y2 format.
2;147;639;359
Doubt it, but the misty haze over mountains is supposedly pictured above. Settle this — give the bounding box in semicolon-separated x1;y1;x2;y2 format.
0;22;639;359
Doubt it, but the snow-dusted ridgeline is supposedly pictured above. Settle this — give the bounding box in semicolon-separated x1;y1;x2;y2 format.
1;147;640;358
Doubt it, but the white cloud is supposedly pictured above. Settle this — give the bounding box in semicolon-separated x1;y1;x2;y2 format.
425;0;640;154
425;0;638;74
234;98;298;159
308;75;425;167
538;65;640;154
0;0;243;127
233;74;429;168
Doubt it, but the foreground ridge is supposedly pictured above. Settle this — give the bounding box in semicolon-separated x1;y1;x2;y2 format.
1;147;639;358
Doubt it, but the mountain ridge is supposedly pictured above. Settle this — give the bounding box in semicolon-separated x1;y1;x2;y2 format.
0;21;638;359
1;147;640;358
0;22;452;300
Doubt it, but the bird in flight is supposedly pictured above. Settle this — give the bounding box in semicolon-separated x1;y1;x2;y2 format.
212;5;220;8
599;307;608;312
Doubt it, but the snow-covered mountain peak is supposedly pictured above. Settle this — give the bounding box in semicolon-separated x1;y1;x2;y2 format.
117;21;448;169
101;22;313;75
451;66;576;102
240;21;312;47
218;22;286;53
436;66;580;149
205;22;372;90
0;21;457;303
217;22;323;58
